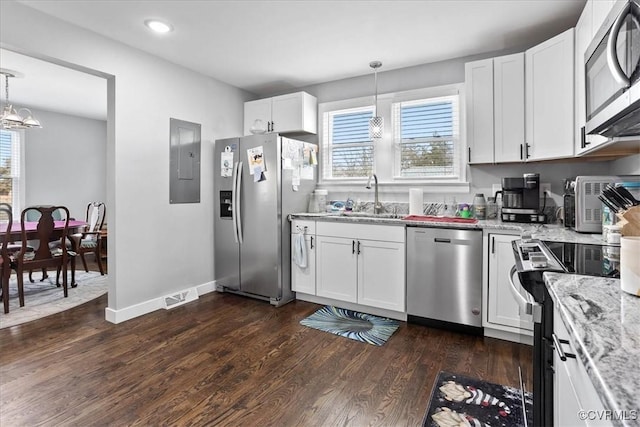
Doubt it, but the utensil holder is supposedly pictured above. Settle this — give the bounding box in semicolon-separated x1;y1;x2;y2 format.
616;205;640;237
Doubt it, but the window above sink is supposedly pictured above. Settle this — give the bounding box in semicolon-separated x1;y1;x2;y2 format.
319;84;466;189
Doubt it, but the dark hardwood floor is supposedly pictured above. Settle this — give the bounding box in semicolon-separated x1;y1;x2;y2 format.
0;265;532;426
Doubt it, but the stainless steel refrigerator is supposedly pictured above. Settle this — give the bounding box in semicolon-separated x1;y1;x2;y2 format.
213;134;317;306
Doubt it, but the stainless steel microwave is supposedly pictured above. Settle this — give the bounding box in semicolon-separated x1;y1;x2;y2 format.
585;0;640;138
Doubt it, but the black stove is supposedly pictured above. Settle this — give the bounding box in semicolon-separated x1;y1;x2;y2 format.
542;240;620;279
511;238;620;427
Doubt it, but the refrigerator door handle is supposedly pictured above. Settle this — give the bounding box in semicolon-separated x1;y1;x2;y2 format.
236;161;244;244
231;161;240;244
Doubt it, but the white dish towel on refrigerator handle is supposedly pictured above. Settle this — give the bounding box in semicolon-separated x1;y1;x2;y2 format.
293;229;308;268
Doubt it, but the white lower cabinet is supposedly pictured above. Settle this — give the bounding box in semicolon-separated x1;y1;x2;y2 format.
553;305;611;426
357;239;405;312
486;233;533;335
314;222;406;312
316;235;358;302
291;220;317;295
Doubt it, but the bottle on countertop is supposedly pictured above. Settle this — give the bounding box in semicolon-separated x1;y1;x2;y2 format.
486;197;498;219
308;194;320;213
473;193;487;220
345;198;354;211
314;189;328;212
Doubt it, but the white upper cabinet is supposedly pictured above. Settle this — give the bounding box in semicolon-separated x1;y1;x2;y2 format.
465;58;495;164
466;30;576;165
465;53;525;164
244;98;272;135
575;0;612;155
243;91;317;136
525;28;575;161
494;53;526;163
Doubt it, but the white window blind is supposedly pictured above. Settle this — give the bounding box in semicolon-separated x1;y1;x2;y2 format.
322;106;374;179
393;95;460;179
0;129;21;212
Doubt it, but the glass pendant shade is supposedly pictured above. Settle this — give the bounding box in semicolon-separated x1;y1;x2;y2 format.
368;60;383;140
369;116;383;139
19;108;42;128
1;71;42;130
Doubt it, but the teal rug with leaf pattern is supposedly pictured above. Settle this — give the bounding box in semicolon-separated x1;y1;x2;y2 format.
300;305;400;346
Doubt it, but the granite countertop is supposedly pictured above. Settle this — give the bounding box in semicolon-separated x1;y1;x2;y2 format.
290;213;609;245
545;272;640;426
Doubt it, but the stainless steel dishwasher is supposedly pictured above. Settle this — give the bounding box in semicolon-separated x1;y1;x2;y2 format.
407;226;483;333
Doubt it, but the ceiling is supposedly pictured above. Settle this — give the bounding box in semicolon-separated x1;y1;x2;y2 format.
3;0;586;120
0;49;107;120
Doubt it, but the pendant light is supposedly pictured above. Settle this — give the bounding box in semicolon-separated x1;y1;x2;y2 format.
0;70;42;130
369;60;383;140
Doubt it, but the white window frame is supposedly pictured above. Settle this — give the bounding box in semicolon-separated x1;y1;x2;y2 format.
318;84;468;192
0;129;24;216
322;104;375;181
392;92;461;181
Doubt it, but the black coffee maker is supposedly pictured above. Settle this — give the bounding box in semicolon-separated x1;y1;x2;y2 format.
496;173;546;223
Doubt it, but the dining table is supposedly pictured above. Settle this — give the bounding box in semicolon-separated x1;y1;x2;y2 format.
0;219;88;287
0;220;88;241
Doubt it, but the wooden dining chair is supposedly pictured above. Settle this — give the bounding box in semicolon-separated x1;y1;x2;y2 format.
11;205;73;307
70;202;105;275
0;206;13;314
27;207;75;285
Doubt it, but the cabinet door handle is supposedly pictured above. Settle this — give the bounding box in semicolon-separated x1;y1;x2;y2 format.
468;147;471;163
352;240;355;254
552;333;576;362
581;126;590;148
357;240;361;255
525;143;531;159
491;236;495;254
520;144;523;160
270;121;275;132
310;236;314;249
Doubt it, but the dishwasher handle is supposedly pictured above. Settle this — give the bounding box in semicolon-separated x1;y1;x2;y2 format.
434;237;451;243
508;266;542;323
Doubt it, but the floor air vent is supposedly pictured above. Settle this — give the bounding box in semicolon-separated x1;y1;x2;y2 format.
163;288;198;309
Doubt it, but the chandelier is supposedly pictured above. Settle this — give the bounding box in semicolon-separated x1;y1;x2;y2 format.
368;60;383;140
1;70;42;130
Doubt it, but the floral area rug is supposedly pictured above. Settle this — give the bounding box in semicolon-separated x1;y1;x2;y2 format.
0;270;107;329
423;371;533;427
299;305;400;346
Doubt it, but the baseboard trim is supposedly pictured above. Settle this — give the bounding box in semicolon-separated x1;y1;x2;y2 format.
484;327;534;345
104;280;217;324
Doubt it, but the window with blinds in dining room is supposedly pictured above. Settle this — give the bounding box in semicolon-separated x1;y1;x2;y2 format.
322;106;374;179
392;95;460;179
0;129;20;211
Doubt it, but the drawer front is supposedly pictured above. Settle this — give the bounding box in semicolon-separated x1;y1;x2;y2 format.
316;221;405;242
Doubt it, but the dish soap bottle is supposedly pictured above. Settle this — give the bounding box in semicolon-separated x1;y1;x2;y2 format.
473;193;487;220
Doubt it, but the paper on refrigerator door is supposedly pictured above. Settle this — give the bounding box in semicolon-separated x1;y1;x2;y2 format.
301;165;314;180
221;150;233;177
247;146;266;181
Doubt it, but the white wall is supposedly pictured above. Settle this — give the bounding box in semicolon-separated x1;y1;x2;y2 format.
24;108;106;219
1;2;252;320
610;154;640;175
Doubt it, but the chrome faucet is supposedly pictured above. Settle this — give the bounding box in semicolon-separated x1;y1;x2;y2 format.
365;174;383;214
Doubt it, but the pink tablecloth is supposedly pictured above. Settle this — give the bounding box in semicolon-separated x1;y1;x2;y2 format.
0;220;87;233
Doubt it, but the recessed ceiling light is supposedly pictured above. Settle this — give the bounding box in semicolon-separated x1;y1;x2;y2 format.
144;19;173;34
